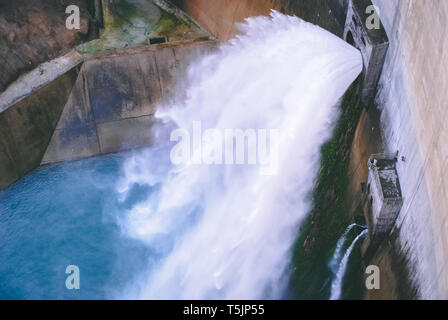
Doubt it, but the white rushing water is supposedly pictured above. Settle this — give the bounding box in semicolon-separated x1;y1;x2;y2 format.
329;228;368;300
328;223;363;272
115;11;362;299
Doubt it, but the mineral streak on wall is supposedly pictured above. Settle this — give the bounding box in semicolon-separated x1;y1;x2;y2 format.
169;0;448;299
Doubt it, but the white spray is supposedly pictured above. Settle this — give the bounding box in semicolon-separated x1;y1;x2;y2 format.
115;11;362;299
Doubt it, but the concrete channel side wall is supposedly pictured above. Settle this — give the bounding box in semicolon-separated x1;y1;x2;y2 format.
42;41;217;164
0;40;216;190
0;66;80;189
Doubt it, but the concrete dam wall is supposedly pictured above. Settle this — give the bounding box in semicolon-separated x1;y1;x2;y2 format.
0;65;79;190
0;40;216;189
170;0;448;298
367;0;448;299
351;0;448;300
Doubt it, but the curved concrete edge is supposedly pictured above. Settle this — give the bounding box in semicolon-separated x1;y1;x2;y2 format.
0;51;84;113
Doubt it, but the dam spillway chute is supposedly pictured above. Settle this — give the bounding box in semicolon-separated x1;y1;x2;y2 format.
116;11;363;299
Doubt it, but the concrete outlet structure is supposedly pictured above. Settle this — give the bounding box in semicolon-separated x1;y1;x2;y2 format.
343;0;388;106
362;154;403;262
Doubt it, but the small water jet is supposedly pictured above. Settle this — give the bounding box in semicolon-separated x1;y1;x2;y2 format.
329;227;367;300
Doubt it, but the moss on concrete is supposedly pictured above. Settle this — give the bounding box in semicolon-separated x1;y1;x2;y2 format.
77;0;207;54
149;11;192;39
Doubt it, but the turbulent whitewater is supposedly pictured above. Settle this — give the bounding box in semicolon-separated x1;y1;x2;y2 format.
115;11;362;299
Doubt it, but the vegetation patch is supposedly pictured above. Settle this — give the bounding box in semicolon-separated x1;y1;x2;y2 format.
149;11;193;39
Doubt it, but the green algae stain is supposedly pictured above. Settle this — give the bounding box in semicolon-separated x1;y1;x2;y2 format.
154;14;176;32
77;0;160;54
149;11;193;40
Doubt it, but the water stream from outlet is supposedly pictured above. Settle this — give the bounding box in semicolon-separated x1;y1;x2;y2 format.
329;228;367;300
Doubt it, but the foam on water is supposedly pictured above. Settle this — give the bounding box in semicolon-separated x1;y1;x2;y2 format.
116;11;362;299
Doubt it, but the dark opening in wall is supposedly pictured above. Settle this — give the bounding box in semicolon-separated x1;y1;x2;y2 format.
149;37;167;45
346;31;355;46
352;16;358;27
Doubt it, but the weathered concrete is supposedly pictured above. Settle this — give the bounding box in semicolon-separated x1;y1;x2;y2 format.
77;0;210;54
362;0;448;299
347;108;383;205
361;154;403;262
0;52;83;113
0;65;80;189
0;0;215;190
343;0;388;105
42;41;217;164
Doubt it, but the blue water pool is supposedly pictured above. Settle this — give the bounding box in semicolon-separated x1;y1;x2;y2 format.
0;153;155;299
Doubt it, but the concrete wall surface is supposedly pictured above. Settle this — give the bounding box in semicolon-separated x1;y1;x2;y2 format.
367;0;448;299
42;41;217;164
0;66;80;189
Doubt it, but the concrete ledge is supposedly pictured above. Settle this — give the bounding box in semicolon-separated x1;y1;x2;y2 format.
0;52;83;113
